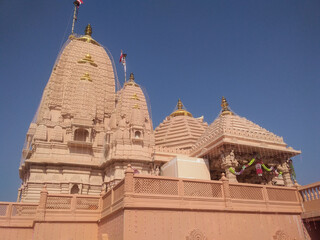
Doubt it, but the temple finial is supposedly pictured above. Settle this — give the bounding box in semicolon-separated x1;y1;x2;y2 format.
177;99;183;109
170;99;192;117
129;72;135;82
220;96;233;116
85;24;92;36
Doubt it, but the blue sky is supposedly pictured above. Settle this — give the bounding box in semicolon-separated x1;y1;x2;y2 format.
0;0;319;201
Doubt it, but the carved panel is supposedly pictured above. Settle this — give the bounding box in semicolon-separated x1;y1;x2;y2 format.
186;229;207;240
273;230;294;240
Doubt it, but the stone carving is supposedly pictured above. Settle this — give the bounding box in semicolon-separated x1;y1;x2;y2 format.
155;166;160;176
186;229;207;240
191;112;289;154
51;126;63;142
34;125;47;141
221;149;238;168
273;230;296;240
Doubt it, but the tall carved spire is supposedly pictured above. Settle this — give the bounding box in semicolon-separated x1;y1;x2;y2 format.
220;96;233;116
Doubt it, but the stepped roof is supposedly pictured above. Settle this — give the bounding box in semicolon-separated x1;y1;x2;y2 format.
191;97;300;158
155;99;208;150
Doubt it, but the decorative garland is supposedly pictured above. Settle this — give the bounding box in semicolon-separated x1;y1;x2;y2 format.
229;158;255;175
229;158;282;177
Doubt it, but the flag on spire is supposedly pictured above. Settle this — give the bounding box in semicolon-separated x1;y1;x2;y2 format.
74;0;83;9
119;50;127;63
119;50;127;82
72;0;84;33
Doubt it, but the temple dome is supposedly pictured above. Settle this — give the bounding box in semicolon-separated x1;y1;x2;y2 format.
155;99;208;150
37;24;115;123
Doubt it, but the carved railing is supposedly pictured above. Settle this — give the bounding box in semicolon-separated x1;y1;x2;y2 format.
45;194;100;211
0;202;38;227
101;179;125;217
100;166;302;217
299;182;320;219
0;202;38;218
0;193;101;227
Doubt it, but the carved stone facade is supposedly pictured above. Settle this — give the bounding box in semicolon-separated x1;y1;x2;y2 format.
18;26;299;203
19;26;155;202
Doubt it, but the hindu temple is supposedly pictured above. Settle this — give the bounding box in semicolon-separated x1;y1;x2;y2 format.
1;25;319;240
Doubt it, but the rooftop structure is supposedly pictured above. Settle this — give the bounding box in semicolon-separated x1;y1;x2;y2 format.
155;99;207;150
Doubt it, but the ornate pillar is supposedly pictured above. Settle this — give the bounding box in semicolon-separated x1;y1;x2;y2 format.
280;161;293;187
221;150;238;183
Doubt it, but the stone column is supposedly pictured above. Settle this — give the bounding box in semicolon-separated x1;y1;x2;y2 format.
282;172;293;187
280;161;293;187
220;173;232;208
36;185;48;221
124;164;134;193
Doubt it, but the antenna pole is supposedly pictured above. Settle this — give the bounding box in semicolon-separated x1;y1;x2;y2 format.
71;2;78;34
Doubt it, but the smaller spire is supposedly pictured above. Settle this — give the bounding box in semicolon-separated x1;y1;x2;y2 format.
85;24;92;36
124;72;139;87
177;99;183;110
220;96;233;116
170;99;192;117
129;72;135;82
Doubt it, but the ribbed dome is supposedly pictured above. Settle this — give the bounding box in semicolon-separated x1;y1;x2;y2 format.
155;99;207;150
37;25;115;123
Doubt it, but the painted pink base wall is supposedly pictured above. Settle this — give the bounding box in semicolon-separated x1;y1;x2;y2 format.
33;222;98;240
123;210;305;240
0;228;33;240
99;211;124;240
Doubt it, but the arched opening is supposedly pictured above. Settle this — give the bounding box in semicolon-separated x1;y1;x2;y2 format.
135;131;141;139
74;128;88;142
71;184;79;194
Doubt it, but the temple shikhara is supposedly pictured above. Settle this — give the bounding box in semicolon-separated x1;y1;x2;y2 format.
1;25;319;240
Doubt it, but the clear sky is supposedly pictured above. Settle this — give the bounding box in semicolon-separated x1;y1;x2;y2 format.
0;0;319;201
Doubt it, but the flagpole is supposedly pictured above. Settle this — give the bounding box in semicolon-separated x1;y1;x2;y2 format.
120;50;127;83
71;2;78;34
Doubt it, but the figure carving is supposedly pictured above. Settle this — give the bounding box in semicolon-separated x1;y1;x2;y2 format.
155;166;160;176
221;150;238;168
186;229;207;240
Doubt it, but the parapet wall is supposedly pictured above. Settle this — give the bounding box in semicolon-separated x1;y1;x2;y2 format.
0;169;316;240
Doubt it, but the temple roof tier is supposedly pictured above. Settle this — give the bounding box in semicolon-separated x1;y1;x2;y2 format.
191;97;301;158
155;99;208;151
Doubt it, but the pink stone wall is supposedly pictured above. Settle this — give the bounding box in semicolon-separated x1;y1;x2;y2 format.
0;227;33;240
33;222;98;240
99;211;124;240
123;210;306;240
